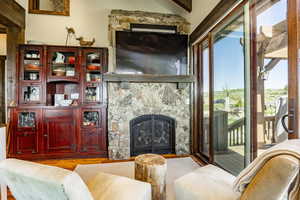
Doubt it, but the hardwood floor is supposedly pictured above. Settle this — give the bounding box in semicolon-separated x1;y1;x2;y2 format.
7;154;199;200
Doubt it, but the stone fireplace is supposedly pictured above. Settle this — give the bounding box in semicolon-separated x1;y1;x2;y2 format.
107;82;191;160
107;10;191;160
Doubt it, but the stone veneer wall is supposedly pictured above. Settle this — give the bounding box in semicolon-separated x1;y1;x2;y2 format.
108;10;190;44
108;83;191;160
107;10;191;160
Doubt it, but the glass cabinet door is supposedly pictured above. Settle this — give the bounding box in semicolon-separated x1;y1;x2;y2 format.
21;47;43;82
84;84;102;103
48;48;78;81
20;84;41;104
84;50;103;83
82;110;101;127
18;112;36;129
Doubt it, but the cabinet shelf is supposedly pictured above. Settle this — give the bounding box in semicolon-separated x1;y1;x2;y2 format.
50;63;75;65
24;58;40;61
87;70;101;73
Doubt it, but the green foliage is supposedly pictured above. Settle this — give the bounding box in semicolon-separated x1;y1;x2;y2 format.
207;88;287;124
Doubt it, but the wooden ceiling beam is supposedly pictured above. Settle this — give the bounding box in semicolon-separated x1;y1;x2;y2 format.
0;28;7;34
170;0;192;12
0;0;25;28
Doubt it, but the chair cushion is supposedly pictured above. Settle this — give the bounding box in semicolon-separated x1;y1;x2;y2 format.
0;159;94;200
174;165;241;200
87;172;151;200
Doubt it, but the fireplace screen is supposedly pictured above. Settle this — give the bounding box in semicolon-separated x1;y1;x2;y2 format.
130;114;175;156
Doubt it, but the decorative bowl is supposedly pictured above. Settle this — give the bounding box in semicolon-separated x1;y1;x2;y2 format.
87;65;100;71
53;70;66;76
25;64;40;71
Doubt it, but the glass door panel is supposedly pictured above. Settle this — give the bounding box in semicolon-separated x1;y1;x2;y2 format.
23;49;42;81
82;111;100;127
20;85;41;104
199;39;210;158
86;51;102;82
253;0;288;155
18;112;36;128
212;9;248;175
85;84;102;103
47;48;79;81
51;51;76;77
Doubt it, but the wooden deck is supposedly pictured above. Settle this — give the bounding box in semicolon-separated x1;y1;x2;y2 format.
215;146;245;176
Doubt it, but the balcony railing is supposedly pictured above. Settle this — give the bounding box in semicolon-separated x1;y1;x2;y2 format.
228;118;245;146
227;116;276;146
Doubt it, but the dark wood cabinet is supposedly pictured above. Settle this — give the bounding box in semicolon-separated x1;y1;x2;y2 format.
80;107;106;154
11;108;42;156
44;109;76;153
9;45;108;160
16;131;38;155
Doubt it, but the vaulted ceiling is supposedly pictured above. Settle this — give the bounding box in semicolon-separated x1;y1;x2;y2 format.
170;0;192;12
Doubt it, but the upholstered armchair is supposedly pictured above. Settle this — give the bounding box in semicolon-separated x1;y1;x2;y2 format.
0;159;151;200
175;155;299;200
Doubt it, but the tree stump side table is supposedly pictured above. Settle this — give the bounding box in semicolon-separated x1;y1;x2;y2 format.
135;154;167;200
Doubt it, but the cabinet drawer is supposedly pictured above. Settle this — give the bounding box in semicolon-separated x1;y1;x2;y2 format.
45;109;73;119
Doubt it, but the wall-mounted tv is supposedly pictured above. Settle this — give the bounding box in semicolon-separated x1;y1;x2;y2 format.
116;31;188;75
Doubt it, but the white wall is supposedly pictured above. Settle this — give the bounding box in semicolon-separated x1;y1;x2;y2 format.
13;0;220;69
0;34;7;56
16;0;185;46
15;0;186;70
15;0;221;44
183;0;221;33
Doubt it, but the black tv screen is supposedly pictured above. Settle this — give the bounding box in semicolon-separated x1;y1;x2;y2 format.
116;31;188;75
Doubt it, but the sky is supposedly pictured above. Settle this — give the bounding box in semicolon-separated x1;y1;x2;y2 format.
212;0;288;91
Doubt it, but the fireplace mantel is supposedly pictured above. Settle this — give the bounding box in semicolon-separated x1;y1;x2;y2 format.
103;74;195;83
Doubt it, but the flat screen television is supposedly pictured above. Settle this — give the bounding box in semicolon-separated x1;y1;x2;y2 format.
116;31;188;75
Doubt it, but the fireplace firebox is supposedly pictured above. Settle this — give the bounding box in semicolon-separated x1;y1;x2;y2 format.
130;114;175;156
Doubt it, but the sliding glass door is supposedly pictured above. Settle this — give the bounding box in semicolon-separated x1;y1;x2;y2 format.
211;8;251;175
252;0;290;156
193;0;299;175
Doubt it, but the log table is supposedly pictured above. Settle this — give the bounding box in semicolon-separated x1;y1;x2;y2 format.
135;154;167;200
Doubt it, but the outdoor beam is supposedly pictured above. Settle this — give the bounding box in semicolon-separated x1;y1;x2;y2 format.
0;0;25;28
265;33;287;58
170;0;192;12
264;58;281;72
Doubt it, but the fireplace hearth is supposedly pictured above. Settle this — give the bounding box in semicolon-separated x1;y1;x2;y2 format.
130;114;175;156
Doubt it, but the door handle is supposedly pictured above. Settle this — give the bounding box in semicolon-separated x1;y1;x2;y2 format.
281;114;294;134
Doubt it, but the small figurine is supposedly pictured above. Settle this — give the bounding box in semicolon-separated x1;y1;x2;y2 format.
65;27;76;46
54;52;65;63
76;37;95;47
